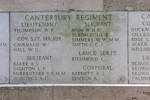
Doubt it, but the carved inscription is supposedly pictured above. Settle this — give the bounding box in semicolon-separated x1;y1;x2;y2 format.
129;12;150;83
1;11;150;84
10;12;128;84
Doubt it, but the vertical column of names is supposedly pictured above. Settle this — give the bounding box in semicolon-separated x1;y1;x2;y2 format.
129;12;150;83
69;12;128;84
10;12;71;83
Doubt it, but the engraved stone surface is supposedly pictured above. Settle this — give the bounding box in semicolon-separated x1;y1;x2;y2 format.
0;13;9;83
104;0;150;11
10;12;128;84
0;0;103;11
129;12;150;83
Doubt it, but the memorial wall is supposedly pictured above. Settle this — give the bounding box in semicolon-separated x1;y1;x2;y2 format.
0;11;149;84
0;0;150;100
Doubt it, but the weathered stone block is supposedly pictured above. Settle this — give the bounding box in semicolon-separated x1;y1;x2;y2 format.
104;0;150;11
0;0;103;11
54;86;150;100
0;87;53;100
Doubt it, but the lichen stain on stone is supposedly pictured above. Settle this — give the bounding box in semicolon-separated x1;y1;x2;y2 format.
100;14;119;60
117;76;126;83
56;16;72;38
99;13;126;84
56;12;126;83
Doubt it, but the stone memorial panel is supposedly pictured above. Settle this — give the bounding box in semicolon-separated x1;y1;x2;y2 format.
129;12;150;83
0;13;9;83
10;12;128;84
